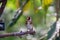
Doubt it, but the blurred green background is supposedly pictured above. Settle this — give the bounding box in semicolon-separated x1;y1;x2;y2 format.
0;0;56;40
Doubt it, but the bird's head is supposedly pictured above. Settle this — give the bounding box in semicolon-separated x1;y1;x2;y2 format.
26;16;32;25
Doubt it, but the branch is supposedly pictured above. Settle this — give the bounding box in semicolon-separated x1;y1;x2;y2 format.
0;0;7;17
55;0;60;21
0;31;35;38
8;0;29;27
47;0;60;40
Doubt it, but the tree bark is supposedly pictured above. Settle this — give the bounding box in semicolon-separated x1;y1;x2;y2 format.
0;0;7;17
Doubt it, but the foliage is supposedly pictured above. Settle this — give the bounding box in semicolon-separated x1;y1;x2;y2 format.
0;0;56;40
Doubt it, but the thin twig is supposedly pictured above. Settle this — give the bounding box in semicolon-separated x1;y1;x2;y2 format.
39;34;47;40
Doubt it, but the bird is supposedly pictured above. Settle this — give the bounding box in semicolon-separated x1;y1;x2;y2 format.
26;16;33;32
